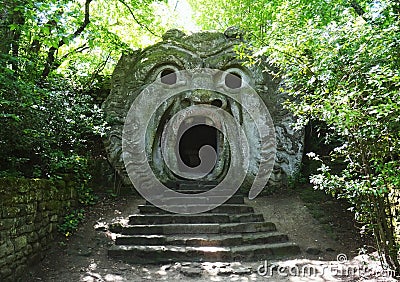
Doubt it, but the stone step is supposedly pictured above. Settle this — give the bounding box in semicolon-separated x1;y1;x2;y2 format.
108;242;300;264
161;189;211;195
177;180;219;186
178;183;216;190
158;189;241;195
128;213;264;225
120;222;276;235
146;195;244;205
115;232;289;246
138;204;254;214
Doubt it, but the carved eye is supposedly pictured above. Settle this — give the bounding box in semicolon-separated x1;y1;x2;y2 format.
224;72;242;89
160;68;177;85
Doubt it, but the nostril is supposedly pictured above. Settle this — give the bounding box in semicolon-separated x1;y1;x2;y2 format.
181;98;191;108
211;99;223;108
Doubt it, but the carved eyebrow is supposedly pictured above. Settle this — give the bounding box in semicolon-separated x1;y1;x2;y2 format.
144;63;182;82
221;63;246;70
163;44;200;58
204;52;245;69
222;65;251;77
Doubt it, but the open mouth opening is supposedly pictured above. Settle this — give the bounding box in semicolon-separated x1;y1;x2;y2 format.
178;122;218;172
151;94;234;183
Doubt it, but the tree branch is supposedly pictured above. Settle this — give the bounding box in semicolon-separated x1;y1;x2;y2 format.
350;1;365;17
59;43;90;61
30;17;60;54
40;0;93;80
11;8;24;72
117;0;160;37
393;0;400;21
84;53;111;89
349;0;370;22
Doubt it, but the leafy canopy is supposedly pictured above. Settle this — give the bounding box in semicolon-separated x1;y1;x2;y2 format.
191;0;400;272
0;0;194;178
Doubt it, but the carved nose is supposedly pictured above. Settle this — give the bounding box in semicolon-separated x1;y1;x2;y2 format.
190;90;227;109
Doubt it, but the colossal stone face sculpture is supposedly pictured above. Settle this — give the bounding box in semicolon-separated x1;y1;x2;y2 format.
103;28;304;191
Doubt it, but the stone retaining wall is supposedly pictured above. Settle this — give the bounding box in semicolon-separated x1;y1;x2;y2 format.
0;178;77;281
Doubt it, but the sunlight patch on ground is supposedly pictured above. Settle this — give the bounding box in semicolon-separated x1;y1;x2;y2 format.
256;253;397;281
119;253;397;281
82;272;124;281
192;246;229;252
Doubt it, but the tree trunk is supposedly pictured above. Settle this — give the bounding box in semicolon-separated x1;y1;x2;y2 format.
0;1;13;56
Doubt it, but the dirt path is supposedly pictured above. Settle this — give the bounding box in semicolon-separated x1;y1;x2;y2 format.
23;193;395;281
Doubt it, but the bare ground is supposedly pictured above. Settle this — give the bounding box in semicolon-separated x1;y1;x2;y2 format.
22;192;396;282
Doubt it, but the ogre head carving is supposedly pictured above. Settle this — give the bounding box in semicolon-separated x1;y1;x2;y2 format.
103;28;304;191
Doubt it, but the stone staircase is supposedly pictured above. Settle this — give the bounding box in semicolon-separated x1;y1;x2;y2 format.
108;181;300;264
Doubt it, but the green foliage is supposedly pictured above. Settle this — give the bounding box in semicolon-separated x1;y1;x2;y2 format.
0;74;106;178
0;0;197;181
106;189;118;198
76;184;98;205
287;169;307;189
0;0;170;180
58;208;85;237
193;0;400;273
1;0;188;238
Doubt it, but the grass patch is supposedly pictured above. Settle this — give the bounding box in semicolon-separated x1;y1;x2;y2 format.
297;185;338;240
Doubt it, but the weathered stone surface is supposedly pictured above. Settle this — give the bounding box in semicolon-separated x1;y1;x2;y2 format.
0;240;14;258
0;268;12;280
2;206;22;218
19;223;35;234
138;204;254;214
103;28;304;189
13;236;27;251
0;178;78;281
146;195;244;205
23;244;32;256
115;232;288;247
0;218;15;231
180;266;202;277
108;182;300;264
128;212;261;225
108;242;300;264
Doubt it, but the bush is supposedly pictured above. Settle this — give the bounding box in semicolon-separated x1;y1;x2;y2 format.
58;209;85;237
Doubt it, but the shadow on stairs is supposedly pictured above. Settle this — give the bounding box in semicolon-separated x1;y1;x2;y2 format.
108;181;300;264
